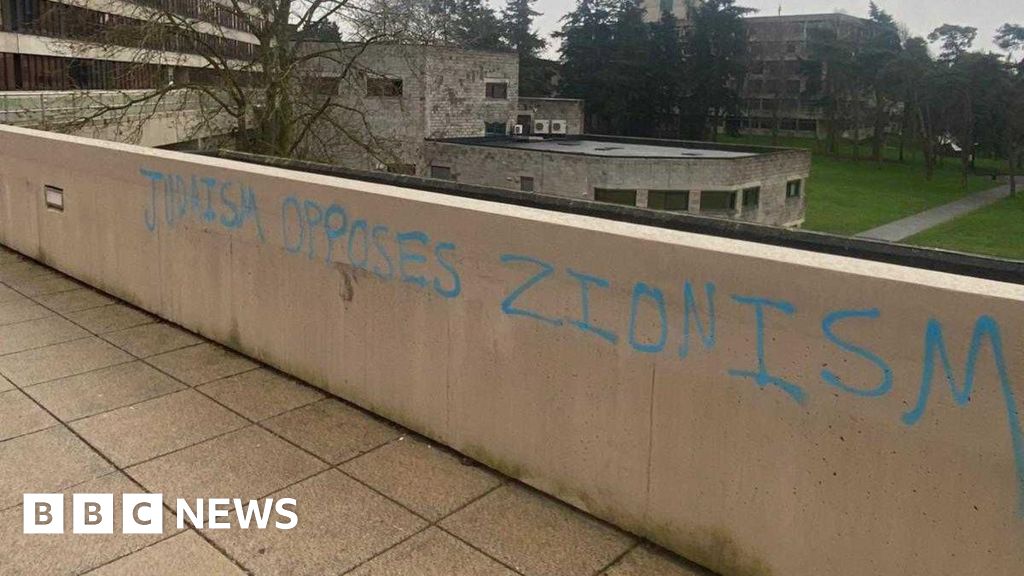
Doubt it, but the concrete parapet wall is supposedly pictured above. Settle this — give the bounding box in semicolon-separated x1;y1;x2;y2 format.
1;125;1023;576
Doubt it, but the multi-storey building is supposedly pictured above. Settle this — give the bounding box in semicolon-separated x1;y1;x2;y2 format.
640;0;692;24
0;0;259;91
738;12;875;137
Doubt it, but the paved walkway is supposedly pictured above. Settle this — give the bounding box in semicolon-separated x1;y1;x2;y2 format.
856;184;1011;242
0;246;711;576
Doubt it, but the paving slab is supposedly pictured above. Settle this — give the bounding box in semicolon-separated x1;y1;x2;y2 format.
0;336;132;386
198;368;324;421
602;544;716;576
341;436;502;521
147;343;259;386
0;316;88;356
65;303;155;334
86;531;245;576
0;426;112;509
24;361;185;421
207;469;425;576
348;527;517;576
0;297;54;326
262;398;400;464
102;323;203;358
6;272;82;296
0;373;12;392
441;484;636;576
34;288;115;314
71;389;248;467
0;283;23;303
0;389;57;441
0;472;177;575
126;426;327;504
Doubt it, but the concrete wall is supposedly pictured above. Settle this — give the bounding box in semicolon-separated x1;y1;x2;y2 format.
2;125;1023;576
517;97;585;135
423;141;809;227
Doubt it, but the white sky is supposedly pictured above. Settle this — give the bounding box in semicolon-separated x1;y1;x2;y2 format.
520;0;1024;58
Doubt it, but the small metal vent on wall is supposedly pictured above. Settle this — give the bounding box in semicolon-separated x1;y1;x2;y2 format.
44;185;64;212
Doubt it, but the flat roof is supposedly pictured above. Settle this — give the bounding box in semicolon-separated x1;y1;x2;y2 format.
434;136;758;159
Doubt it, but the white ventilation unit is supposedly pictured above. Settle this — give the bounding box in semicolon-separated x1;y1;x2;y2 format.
513;124;524;135
550;120;567;135
534;120;550;134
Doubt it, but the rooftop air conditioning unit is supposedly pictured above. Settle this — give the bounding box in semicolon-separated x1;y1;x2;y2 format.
550;119;567;135
513;124;524;135
534;119;550;134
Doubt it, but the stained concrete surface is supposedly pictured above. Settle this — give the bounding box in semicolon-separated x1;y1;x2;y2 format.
0;247;712;576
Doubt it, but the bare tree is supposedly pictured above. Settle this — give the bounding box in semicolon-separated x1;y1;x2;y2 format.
41;0;411;162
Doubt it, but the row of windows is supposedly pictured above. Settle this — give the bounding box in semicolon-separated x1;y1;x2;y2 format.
4;0;257;60
129;0;253;34
0;52;159;90
365;77;509;100
420;168;804;211
0;51;250;90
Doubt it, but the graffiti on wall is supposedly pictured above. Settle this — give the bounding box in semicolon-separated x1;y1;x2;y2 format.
140;167;1023;518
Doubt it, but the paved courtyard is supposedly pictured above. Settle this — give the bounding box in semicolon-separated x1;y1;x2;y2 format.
0;245;711;576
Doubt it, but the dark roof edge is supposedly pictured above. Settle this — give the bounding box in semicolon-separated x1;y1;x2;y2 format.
198;150;1024;285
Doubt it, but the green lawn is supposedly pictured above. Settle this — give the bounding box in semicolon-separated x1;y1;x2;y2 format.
906;192;1024;261
718;134;1000;236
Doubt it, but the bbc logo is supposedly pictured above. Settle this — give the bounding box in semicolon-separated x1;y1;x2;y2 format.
23;494;298;534
23;493;163;535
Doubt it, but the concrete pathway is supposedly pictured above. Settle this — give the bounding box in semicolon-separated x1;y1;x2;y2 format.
0;246;711;576
856;184;1011;242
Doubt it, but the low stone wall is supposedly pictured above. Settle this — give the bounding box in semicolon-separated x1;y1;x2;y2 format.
1;125;1022;576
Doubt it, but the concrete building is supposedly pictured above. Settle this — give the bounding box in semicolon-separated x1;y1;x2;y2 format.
0;0;258;145
305;44;521;174
739;13;877;136
516;97;585;137
423;135;810;227
641;0;692;24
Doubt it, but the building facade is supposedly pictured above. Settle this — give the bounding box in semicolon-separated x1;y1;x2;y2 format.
739;13;876;137
423;135;810;227
0;0;259;91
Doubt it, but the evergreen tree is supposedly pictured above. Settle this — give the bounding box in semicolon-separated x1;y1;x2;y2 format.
556;0;616;128
681;0;753;140
451;0;505;50
501;0;549;95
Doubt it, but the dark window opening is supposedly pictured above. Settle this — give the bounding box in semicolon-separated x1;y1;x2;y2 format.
430;165;453;180
648;190;690;212
700;191;736;212
485;81;508;99
520;176;535;192
742;187;760;209
786;180;803;198
367;77;402;97
594;188;637;207
485;121;506;136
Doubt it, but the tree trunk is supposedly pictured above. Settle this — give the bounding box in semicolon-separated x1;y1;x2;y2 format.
1010;142;1018;196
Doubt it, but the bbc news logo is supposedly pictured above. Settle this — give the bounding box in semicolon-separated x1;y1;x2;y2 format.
23;494;297;534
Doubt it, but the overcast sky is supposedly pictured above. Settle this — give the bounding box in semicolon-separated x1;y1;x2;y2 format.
522;0;1024;58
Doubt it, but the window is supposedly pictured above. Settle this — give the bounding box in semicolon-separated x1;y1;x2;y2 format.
387;164;416;176
700;191;736;212
485;81;508;99
430;165;453;180
485;121;506;136
367;77;402;97
594;189;637;206
647;190;690;212
520;176;535;192
786;179;803;198
659;0;674;13
742;187;760;210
